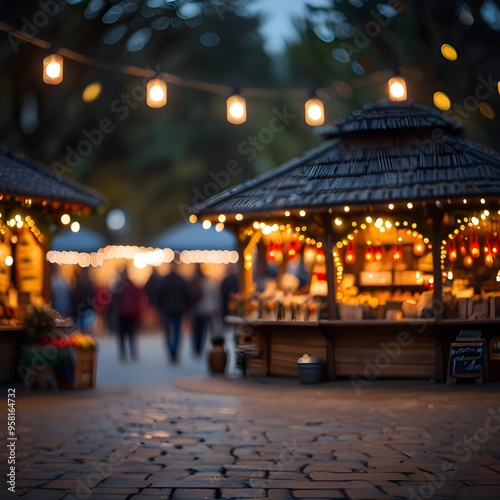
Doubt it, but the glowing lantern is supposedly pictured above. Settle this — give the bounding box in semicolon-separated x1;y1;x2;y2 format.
316;248;325;264
392;244;403;263
303;245;316;266
485;253;494;268
227;94;246;124
287;239;300;260
413;240;425;256
305;97;325;126
469;231;480;258
43;54;63;85
267;242;283;264
448;239;457;263
364;245;375;263
345;241;356;265
147;78;167;108
459;237;467;257
374;246;383;262
492;236;499;256
463;254;473;268
388;76;407;102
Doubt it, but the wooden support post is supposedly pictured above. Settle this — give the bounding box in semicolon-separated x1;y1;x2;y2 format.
431;211;445;320
322;215;338;320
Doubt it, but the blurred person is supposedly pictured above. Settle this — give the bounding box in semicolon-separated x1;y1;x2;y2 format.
142;267;162;330
113;268;146;361
155;260;192;363
191;264;222;357
50;265;72;317
220;263;239;327
69;267;95;332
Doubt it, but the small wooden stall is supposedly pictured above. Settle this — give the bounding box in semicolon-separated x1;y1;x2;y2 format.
192;100;500;382
0;146;106;383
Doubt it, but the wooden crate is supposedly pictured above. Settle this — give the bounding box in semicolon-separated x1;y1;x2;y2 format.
58;348;96;389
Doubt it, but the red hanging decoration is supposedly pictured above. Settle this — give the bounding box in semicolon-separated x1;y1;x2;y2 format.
345;241;356;265
492;234;499;256
287;239;300;259
464;254;473;268
392;244;403;263
374;246;383;262
459;236;467;257
470;230;480;259
484;234;494;268
267;242;277;262
315;247;325;264
364;245;375;263
448;239;457;263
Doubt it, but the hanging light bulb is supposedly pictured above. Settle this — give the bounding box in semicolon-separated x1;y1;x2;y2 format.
463;254;473;268
469;230;480;258
374;246;383;262
43;54;63;85
388;76;407;102
485;253;494;268
227;94;246;124
345;241;356;265
287;239;300;259
364;245;375;263
459;236;467;257
392;244;403;263
305;97;325;126
413;240;425;256
267;242;276;262
147;78;167;108
448;239;457;263
315;248;325;264
492;235;499;255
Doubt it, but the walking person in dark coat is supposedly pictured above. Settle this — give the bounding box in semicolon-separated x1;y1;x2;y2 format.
155;260;192;363
114;268;146;361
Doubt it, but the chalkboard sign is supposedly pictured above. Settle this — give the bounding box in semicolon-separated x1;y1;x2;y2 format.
447;341;486;385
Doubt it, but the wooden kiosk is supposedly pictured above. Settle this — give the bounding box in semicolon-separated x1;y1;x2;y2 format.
0;146;105;383
192;101;500;382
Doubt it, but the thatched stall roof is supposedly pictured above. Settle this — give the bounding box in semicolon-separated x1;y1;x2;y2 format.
0;145;106;213
193;101;500;218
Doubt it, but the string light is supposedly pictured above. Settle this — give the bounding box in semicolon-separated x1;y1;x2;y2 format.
147;78;167;108
43;54;63;85
305;96;325;126
2;21;497;130
227;94;247;125
388;77;407;102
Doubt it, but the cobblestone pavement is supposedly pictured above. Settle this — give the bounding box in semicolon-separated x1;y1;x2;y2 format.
2;334;500;499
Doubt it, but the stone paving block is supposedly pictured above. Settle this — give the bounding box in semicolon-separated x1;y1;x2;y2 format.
225;470;266;478
19;490;66;499
151;478;249;488
291;489;346;498
308;471;409;482
16;479;48;488
268;472;308;480
88;486;142;495
220;488;267;498
171;488;216;499
98;477;152;487
17;465;58;477
303;461;367;474
250;480;379;489
344;486;393;499
265;489;296;500
130;495;172;499
43;478;91;489
457;485;500;496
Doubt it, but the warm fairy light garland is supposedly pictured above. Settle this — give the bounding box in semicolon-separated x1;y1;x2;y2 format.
46;246;238;268
0;21;329;126
5;22;492;125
